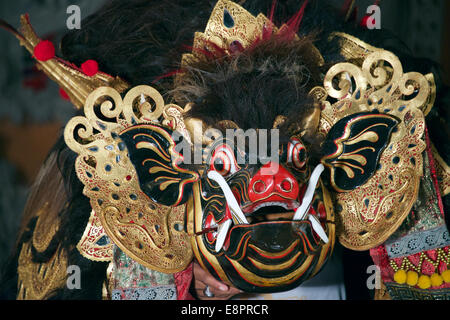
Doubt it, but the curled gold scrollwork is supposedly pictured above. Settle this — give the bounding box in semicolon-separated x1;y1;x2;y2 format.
63;116;95;154
64;85;193;273
321;49;433;121
122;85;165;123
323;63;367;101
84;86;124;133
318;46;435;250
65;86;167;153
395;72;430;110
361;50;402;88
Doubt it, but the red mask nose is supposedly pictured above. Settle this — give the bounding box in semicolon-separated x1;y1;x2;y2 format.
248;162;299;203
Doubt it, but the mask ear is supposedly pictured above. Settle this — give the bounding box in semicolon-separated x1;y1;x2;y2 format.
321;111;399;192
119;124;199;206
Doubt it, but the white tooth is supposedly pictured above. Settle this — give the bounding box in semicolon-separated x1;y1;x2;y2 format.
308;214;329;244
207;171;249;224
210;217;218;228
293;164;325;221
215;219;232;252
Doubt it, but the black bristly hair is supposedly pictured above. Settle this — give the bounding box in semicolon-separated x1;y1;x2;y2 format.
174;36;320;133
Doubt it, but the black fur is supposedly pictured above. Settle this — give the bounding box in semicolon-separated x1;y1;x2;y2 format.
58;0;356;88
175;37;320;133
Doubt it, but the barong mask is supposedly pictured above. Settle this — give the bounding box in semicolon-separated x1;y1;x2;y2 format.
8;0;436;293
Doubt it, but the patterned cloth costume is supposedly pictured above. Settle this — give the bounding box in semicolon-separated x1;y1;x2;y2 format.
0;0;449;300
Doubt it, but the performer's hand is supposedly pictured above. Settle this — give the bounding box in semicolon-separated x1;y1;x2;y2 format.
193;261;242;300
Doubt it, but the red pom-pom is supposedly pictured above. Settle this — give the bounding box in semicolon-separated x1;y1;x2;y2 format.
59;88;70;100
81;60;99;77
360;15;370;28
33;40;55;61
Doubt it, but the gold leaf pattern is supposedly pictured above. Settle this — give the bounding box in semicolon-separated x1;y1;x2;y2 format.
432;144;450;197
64;86;193;273
17;243;68;300
317;41;434;250
76;210;113;262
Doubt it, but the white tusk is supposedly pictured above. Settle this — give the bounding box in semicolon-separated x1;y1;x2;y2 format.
207;171;249;225
293;164;325;221
308;214;329;244
215;219;232;252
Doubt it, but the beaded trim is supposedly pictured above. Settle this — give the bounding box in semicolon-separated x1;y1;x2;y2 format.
389;248;450;273
386;282;450;300
385;225;450;259
111;286;177;300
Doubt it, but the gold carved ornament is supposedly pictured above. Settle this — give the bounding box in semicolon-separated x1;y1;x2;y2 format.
76;210;114;262
313;42;436;251
64;85;193;273
431;144;450;197
18;203;67;300
178;0;324;83
179;0;272;71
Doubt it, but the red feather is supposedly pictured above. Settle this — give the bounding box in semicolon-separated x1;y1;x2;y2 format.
152;69;182;83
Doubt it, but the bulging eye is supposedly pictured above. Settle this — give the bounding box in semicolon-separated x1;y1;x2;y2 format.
209;145;238;177
288;138;307;170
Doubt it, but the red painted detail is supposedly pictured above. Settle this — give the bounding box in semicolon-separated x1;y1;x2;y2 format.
281;179;292;192
247;162;299;205
59;88;70;100
204;214;217;243
254;181;266;193
317;201;327;221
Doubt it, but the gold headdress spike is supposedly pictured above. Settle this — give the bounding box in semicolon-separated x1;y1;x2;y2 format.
178;0;324;140
2;14;129;110
1;13;195;274
180;0;324;71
